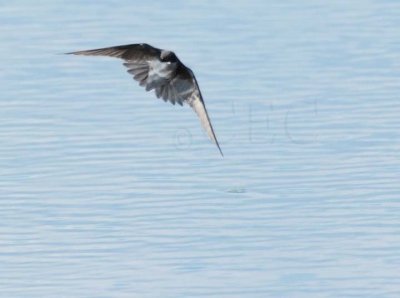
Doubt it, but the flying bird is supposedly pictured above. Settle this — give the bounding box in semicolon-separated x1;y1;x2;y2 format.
67;43;223;156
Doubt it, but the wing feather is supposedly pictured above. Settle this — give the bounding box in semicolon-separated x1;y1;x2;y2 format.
188;92;223;156
67;43;161;61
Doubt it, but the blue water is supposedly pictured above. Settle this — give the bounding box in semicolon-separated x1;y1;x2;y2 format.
1;1;400;297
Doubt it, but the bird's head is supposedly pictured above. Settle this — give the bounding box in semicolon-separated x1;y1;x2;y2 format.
160;50;178;63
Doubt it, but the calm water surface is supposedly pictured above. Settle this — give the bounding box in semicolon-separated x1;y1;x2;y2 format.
1;1;400;297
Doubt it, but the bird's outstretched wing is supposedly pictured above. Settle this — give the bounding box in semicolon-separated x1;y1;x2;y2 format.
67;43;223;156
168;67;224;156
66;43;161;60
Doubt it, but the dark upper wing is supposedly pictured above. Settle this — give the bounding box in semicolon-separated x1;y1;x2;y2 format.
66;43;161;60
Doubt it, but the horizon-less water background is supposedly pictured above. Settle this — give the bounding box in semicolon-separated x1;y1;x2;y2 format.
1;1;400;297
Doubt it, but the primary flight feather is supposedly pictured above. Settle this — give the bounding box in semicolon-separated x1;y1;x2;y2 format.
67;43;223;156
